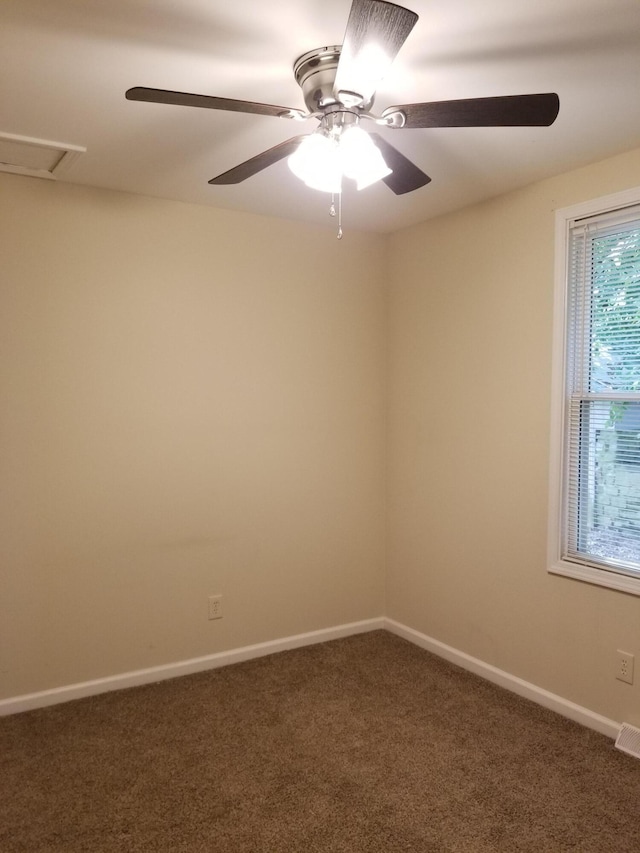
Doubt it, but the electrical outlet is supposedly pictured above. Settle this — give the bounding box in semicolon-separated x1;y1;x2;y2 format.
616;650;634;684
208;595;222;621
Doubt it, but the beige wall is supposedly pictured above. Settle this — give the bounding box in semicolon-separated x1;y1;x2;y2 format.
387;146;640;725
0;174;387;698
4;146;640;724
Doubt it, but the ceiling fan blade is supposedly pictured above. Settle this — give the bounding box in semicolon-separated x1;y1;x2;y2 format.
383;93;560;128
333;0;418;107
126;87;302;119
208;136;305;185
369;133;431;194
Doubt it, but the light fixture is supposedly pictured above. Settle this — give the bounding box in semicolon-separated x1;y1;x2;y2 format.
288;132;342;194
287;111;391;194
340;125;391;190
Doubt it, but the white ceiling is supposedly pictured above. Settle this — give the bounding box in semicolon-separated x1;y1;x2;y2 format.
2;0;640;233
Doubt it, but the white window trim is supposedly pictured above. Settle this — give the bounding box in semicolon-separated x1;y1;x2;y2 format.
548;184;640;596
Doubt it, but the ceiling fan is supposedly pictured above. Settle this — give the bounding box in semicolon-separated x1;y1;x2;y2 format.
126;0;559;213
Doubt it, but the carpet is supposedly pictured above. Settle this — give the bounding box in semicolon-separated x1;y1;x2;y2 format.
2;630;639;852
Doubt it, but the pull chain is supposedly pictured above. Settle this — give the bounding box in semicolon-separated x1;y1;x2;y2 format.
329;192;343;239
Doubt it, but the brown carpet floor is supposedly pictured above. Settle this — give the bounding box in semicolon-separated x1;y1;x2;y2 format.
2;630;640;852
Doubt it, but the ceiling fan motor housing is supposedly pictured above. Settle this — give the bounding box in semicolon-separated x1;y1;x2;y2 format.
294;46;374;114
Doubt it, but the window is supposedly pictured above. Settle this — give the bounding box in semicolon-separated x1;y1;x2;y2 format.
549;187;640;594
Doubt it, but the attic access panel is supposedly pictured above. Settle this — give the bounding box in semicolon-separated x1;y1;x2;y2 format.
0;132;85;179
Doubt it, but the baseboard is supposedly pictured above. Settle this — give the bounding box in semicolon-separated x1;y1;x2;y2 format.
2;616;622;738
384;618;620;740
0;617;385;717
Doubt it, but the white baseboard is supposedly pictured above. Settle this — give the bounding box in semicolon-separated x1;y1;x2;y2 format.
384;618;620;740
1;616;621;739
0;617;385;717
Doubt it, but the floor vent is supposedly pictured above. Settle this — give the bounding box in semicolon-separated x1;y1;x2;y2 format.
615;723;640;759
0;132;85;180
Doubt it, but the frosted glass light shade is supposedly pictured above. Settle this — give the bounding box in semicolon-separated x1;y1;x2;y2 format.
287;125;392;193
288;134;342;193
340;126;392;190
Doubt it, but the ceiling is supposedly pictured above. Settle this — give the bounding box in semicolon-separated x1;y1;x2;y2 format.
2;0;640;233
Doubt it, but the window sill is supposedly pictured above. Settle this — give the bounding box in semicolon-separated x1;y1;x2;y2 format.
549;558;640;596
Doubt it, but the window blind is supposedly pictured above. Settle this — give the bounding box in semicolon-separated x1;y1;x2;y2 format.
564;205;640;575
